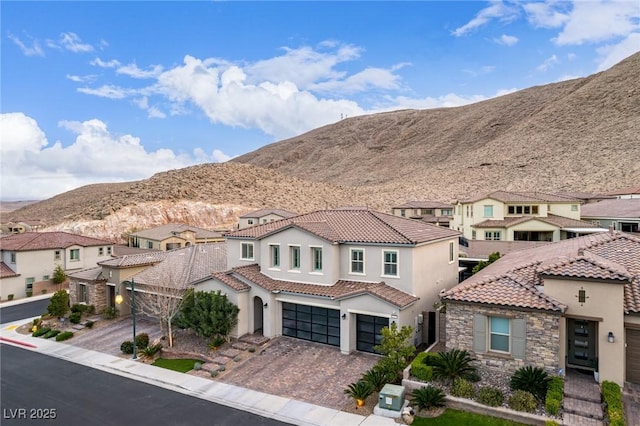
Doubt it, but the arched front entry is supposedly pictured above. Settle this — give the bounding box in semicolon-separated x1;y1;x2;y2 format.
253;296;264;334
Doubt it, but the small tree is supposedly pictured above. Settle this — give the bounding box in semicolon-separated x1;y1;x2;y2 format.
52;265;66;285
472;251;501;274
176;289;240;344
47;290;70;318
374;322;415;384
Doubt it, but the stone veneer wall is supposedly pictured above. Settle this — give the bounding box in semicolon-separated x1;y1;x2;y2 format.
69;279;108;312
446;303;561;375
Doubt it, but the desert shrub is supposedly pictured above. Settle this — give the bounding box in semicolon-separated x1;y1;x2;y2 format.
233;355;241;362
432;349;477;384
545;377;563;416
211;370;218;377
477;386;504;407
140;343;162;358
508;390;537;413
218;365;226;372
120;340;134;354
411;385;446;410
344;381;375;402
85;320;95;328
362;366;394;392
33;327;51;337
208;335;226;350
102;307;117;319
135;333;149;349
55;331;74;341
602;381;625;426
43;329;61;339
194;362;202;370
510;366;551;401
450;378;475;399
248;346;256;353
69;311;82;324
8;294;14;300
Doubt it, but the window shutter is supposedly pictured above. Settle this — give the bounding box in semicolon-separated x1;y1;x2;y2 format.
473;314;486;353
511;318;526;359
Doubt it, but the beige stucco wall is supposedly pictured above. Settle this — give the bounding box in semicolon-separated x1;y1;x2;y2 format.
410;239;459;312
549;203;581;220
543;277;626;385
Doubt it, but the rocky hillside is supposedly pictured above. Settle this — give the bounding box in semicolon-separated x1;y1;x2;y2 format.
5;53;640;242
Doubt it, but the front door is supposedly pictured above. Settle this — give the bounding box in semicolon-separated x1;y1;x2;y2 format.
567;318;597;370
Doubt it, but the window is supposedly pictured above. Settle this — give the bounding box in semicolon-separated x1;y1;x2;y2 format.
25;277;35;292
262;219;268;223
483;205;493;217
10;253;16;263
472;230;477;240
269;244;280;268
466;206;470;217
442;208;453;216
289;245;301;270
485;231;501;241
247;219;254;225
70;249;80;261
311;247;323;272
449;242;455;262
350;249;364;274
382;250;398;276
421;209;434;215
107;247;112;255
54;250;61;261
400;209;406;217
99;247;104;256
43;275;50;281
241;242;254;260
508;205;539;215
571;205;578;211
147;241;154;249
490;317;510;353
78;283;87;303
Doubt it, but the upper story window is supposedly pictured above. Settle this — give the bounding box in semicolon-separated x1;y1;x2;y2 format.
400;209;406;217
269;244;280;268
508;205;539;215
241;242;254;260
350;249;364;274
483;205;493;217
485;231;501;241
99;247;104;256
289;245;301;270
10;252;16;263
571;205;578;211
311;247;323;272
262;219;268;223
147;241;154;249
382;250;398;276
107;247;112;255
449;241;455;263
70;249;80;261
441;208;453;216
54;250;61;261
421;209;434;215
247;219;254;225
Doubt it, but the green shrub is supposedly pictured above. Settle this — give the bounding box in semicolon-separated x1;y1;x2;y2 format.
211;370;218;377
120;340;134;354
218;365;226;372
55;331;74;341
411;352;434;382
135;333;149;349
208;335;226;350
43;329;61;339
422;351;442;366
47;290;69;317
102;307;117;319
510;366;551;402
450;378;475;399
71;304;88;313
545;398;561;416
508;390;537;413
248;346;256;353
26;291;33;297
8;294;14;301
194;362;202;370
545;421;560;426
545;377;564;416
234;355;242;362
33;327;51;337
85;320;95;328
411;385;446;410
477;386;504;407
432;349;477;384
362;367;393;392
140;343;162;358
344;381;375;402
602;381;625;426
69;311;82;324
86;304;96;314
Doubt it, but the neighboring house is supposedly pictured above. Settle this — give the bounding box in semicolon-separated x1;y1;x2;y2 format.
128;223;224;251
581;198;640;233
1;220;47;234
554;191;615;204
450;191;606;242
608;185;640;199
0;232;114;300
238;208;298;229
391;201;454;227
458;240;550;281
197;208;461;354
69;243;226;314
440;230;640;386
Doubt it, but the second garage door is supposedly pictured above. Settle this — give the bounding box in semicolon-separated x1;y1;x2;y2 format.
627;328;640;384
357;314;389;353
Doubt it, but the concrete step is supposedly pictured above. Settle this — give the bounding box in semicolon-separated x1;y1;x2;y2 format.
564;380;601;403
562;413;605;426
563;397;604;420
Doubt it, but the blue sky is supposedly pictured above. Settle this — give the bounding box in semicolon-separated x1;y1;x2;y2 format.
2;1;639;201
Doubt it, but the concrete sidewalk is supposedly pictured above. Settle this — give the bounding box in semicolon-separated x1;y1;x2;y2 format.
0;319;396;426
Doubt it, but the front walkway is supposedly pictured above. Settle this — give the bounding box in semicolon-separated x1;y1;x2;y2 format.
563;369;604;426
624;382;640;426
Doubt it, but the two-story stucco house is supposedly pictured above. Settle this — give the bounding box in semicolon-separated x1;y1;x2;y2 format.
450;191;605;243
128;223;224;251
440;230;640;386
0;232;114;300
391;201;454;227
237;208;298;229
581;198;640;234
197;208;461;354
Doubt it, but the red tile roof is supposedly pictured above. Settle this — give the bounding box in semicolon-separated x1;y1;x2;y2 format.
462;191;581;204
580;198;640;219
239;208;298;219
0;232;113;251
442;231;640;313
224;264;418;308
227;209;460;245
472;214;598;229
1;261;19;278
392;201;453;209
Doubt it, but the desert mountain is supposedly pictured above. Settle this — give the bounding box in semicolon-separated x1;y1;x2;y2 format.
5;52;640;242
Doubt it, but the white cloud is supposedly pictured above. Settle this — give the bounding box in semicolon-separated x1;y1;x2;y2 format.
462;65;496;77
596;33;640;71
453;1;520;36
494;34;519;46
523;1;570;28
0;113;229;200
7;33;44;57
117;63;164;79
91;57;121;68
59;32;94;52
77;85;130;99
537;54;560;72
66;74;97;83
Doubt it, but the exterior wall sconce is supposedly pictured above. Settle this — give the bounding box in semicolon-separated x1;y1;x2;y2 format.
263;302;268;308
390;313;398;320
607;332;615;343
341;313;347;320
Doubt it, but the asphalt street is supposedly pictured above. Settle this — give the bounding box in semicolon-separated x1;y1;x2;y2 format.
0;298;49;324
1;345;291;426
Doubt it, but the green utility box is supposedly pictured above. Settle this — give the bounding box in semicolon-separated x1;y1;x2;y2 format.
378;383;405;411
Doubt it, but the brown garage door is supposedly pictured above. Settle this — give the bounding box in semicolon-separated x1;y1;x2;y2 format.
627;328;640;384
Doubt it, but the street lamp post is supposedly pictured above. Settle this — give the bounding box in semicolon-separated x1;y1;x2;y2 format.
116;278;137;360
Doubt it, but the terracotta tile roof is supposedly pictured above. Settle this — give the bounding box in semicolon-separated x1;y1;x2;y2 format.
130;223;223;240
607;186;640;196
472;216;532;228
112;245;162;257
554;191;615;201
472;214;599;229
0;232;113;251
442;231;640;313
392;201;453;209
211;271;251;292
1;261;19;278
226;264;418;309
239;208;298;219
581;198;640;219
98;251;168;268
462;191;581;204
68;267;105;281
460;240;551;260
227;209;460;245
